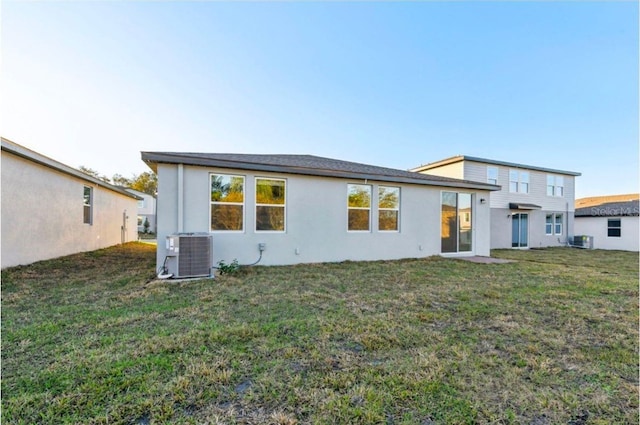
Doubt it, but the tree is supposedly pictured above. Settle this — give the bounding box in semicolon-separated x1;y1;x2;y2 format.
112;173;133;187
143;217;150;234
130;172;157;196
78;166;111;183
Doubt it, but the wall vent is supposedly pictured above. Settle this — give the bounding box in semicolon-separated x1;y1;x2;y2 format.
166;233;212;278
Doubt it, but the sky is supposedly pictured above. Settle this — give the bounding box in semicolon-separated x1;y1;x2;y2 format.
2;1;638;199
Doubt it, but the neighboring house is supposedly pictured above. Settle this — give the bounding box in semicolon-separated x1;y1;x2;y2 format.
141;151;500;269
411;156;581;249
125;188;157;233
1;138;141;269
574;194;639;251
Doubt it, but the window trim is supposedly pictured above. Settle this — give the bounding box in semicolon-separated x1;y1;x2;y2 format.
255;177;287;233
347;183;372;232
83;186;93;225
607;218;621;238
547;175;565;197
487;166;498;185
378;185;400;232
545;213;563;235
509;169;529;194
210;173;245;233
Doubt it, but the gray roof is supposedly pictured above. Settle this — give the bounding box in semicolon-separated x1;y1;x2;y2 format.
141;151;500;191
575;200;639;217
411;155;581;176
1;137;142;200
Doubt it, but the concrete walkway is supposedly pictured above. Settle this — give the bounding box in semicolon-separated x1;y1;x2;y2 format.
454;256;515;264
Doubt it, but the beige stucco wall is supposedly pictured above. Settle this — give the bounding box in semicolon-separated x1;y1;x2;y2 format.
1;152;139;268
155;163;493;268
574;216;639;251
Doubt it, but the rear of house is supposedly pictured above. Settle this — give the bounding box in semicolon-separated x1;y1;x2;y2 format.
142;152;499;271
574;195;639;251
412;156;581;249
1;138;140;268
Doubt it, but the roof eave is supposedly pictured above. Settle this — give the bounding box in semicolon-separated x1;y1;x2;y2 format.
412;155;581;177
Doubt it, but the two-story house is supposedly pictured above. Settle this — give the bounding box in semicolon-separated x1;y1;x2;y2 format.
411;156;581;249
124;188;157;233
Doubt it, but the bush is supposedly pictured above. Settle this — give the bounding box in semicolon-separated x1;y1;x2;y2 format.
217;259;240;275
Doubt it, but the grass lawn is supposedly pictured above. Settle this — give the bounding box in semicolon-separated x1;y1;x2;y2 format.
2;244;638;424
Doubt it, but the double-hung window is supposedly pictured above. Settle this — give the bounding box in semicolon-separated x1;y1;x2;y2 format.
545;213;563;235
487;167;498;185
348;184;371;231
83;186;93;224
547;175;564;197
211;174;244;231
256;178;286;232
378;186;400;231
509;170;529;194
607;219;621;237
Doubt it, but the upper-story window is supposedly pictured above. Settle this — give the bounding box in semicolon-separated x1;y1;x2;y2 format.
487;166;498;185
83;186;93;224
211;174;244;231
509;170;529;194
137;199;145;208
546;175;564;197
348;184;371;231
256;178;286;232
378;186;400;231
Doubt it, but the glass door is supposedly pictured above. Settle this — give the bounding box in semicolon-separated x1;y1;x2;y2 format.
511;213;528;248
441;192;473;253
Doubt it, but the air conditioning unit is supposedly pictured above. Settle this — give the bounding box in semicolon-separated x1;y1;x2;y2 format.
166;233;213;278
572;235;594;249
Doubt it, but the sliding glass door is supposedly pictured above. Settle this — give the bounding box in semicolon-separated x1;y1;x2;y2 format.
441;192;473;253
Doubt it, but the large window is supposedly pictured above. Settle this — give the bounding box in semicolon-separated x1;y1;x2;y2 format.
441;192;472;253
608;219;621;237
547;175;564;197
545;213;563;235
83;186;93;224
256;178;286;231
378;186;400;231
210;174;244;231
509;170;529;194
348;184;371;231
487;166;498;185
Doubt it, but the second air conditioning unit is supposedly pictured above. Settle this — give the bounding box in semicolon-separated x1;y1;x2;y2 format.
166;233;213;278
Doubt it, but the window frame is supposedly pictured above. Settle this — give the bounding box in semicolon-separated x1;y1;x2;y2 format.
255;177;287;233
83;186;93;225
378;185;400;232
547;175;565;197
607;218;621;237
554;213;563;235
545;214;553;235
210;173;245;232
487;166;498;185
347;183;372;232
509;170;529;194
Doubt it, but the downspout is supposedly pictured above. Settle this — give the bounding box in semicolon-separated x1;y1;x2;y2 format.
177;164;184;233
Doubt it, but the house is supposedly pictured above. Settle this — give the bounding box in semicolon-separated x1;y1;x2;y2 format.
574;194;639;251
1;138;141;269
125;188;157;233
141;151;500;269
411;156;581;249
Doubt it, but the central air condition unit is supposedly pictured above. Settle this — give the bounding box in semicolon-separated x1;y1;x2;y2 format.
572;235;594;249
166;233;213;278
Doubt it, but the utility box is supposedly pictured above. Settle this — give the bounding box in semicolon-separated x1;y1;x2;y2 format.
573;235;594;249
166;233;213;278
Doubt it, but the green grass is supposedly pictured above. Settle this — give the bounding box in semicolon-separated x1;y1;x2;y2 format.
2;244;638;424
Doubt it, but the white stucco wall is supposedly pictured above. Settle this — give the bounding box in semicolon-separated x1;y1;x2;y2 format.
490;208;574;249
574;216;639;251
155;164;493;268
2;152;139;268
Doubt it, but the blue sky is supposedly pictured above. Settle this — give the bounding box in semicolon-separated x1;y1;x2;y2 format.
2;1;638;198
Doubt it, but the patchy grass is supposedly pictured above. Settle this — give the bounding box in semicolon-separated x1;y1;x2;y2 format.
2;244;638;424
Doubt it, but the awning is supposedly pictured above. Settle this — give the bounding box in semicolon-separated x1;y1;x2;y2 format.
509;202;542;210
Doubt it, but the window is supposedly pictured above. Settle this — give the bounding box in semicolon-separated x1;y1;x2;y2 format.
83;186;92;224
509;170;529;193
137;199;145;208
441;192;472;253
348;184;371;231
210;174;244;231
608;219;621;237
554;213;563;235
487;166;498;185
137;216;143;226
547;175;564;197
256;178;286;231
545;213;563;235
379;186;400;231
